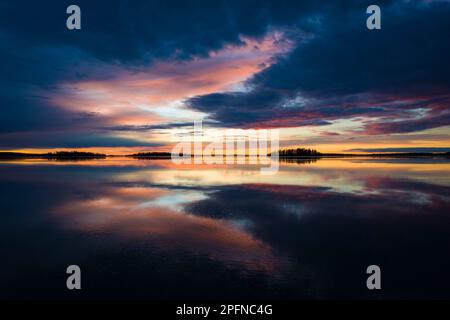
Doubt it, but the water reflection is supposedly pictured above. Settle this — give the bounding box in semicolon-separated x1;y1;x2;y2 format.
0;158;449;299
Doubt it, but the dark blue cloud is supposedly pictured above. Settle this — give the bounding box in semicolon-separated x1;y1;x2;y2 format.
0;0;449;148
0;0;330;142
187;1;450;131
0;0;324;64
0;131;164;149
0;91;72;133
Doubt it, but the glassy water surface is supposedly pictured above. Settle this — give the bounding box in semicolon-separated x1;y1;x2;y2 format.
1;157;449;299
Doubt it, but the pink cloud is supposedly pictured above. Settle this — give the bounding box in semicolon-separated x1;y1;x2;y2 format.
51;32;293;130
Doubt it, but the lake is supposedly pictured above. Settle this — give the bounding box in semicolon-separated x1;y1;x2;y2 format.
1;157;449;299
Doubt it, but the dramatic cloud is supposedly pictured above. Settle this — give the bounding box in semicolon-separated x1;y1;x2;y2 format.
0;0;449;150
187;1;450;132
0;0;304;147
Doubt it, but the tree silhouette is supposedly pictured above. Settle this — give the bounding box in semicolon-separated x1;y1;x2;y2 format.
278;148;321;157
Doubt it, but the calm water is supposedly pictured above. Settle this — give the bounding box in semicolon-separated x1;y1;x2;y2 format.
1;157;449;299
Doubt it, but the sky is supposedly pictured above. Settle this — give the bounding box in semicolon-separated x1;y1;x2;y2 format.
0;0;449;154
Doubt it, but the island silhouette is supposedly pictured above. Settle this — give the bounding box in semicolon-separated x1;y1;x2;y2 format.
0;151;106;160
0;148;449;161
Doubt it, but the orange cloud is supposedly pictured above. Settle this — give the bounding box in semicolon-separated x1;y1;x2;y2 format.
52;32;293;130
52;185;283;272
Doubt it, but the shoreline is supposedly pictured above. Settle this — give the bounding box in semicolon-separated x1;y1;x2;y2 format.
0;151;449;161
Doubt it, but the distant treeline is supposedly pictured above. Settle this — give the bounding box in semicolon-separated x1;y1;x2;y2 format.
272;148;450;158
46;151;106;159
131;152;172;158
1;150;449;161
0;152;41;159
276;148;322;157
0;151;106;160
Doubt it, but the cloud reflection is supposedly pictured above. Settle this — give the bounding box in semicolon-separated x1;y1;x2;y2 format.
1;158;450;298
